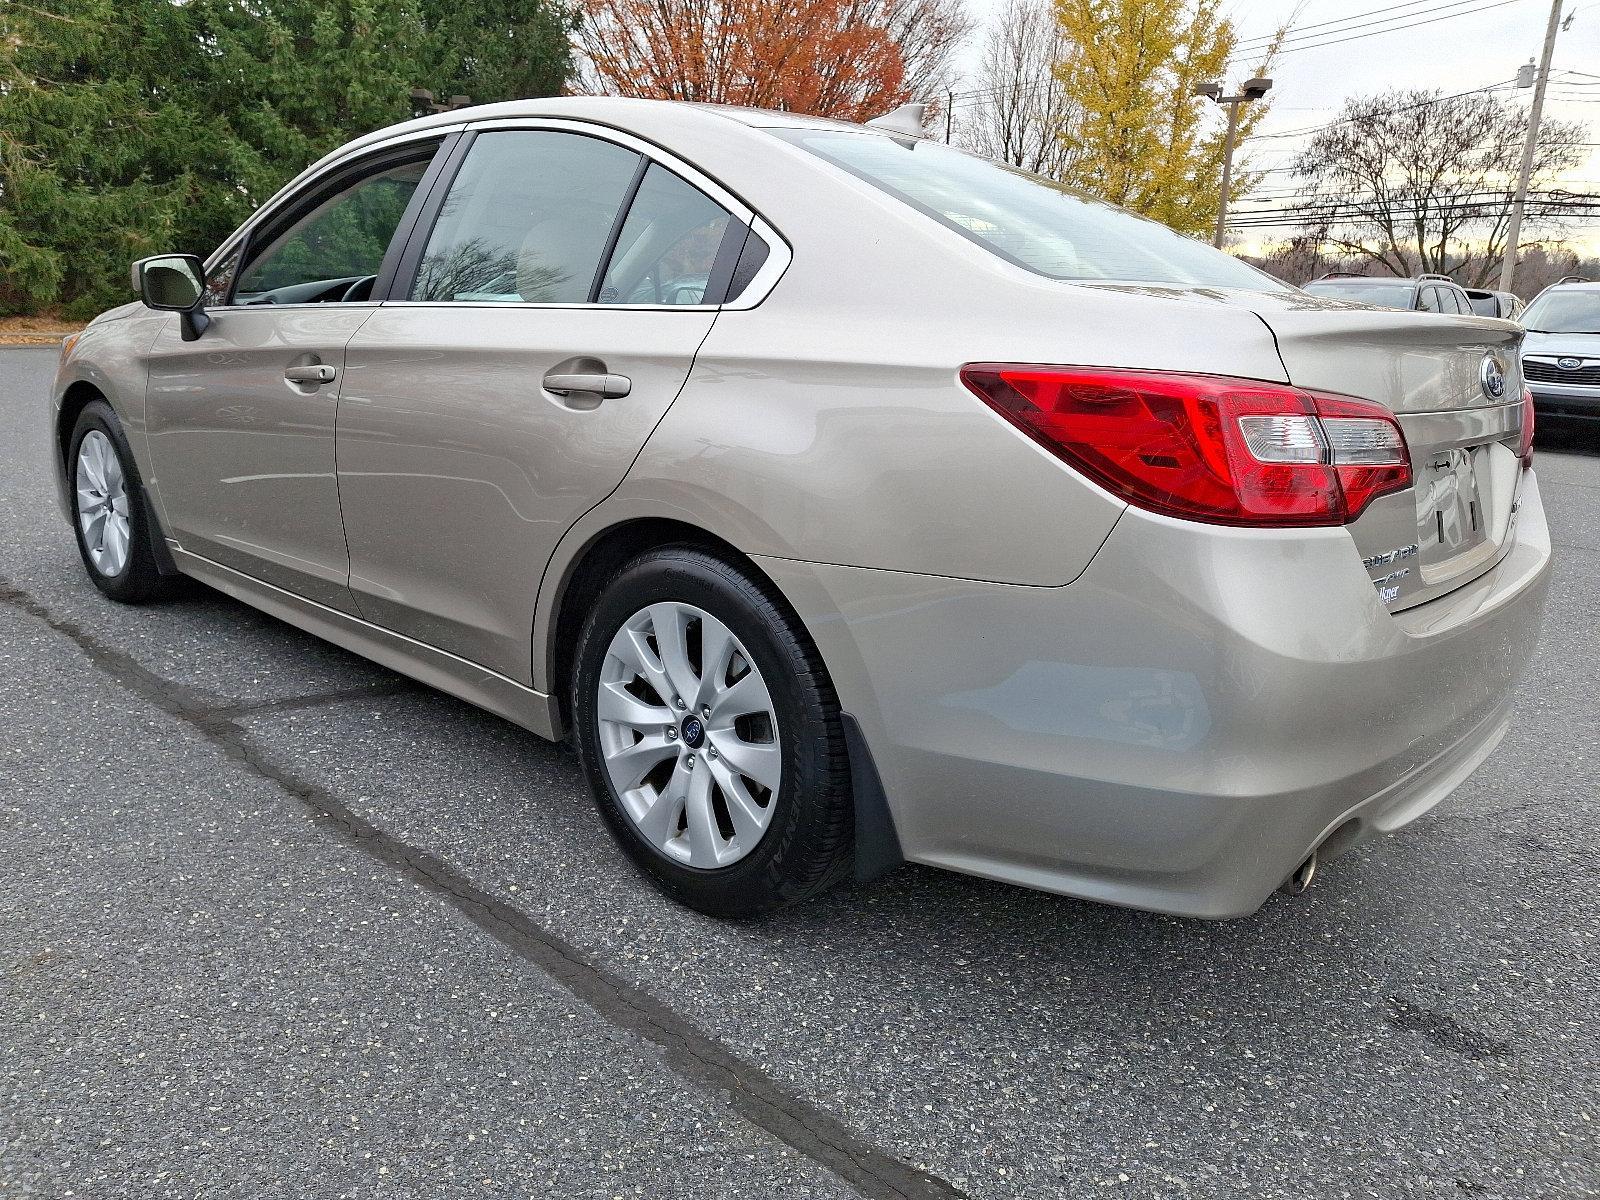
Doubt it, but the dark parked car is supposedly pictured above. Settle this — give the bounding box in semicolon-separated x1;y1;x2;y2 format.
1464;288;1525;321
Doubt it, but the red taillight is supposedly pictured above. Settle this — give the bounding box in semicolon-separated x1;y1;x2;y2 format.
1519;386;1535;469
959;365;1411;527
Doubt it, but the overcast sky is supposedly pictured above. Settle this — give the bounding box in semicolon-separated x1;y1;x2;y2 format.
952;0;1600;249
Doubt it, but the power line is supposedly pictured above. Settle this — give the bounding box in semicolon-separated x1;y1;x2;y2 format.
1224;195;1600;227
1234;0;1474;47
1230;188;1598;208
1234;0;1525;54
1245;79;1516;142
1229;0;1530;62
947;80;1061;106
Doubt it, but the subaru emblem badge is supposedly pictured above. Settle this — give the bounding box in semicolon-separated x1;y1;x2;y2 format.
1558;356;1582;370
1479;353;1506;399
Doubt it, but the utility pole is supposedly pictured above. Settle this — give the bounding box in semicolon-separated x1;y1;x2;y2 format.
1497;0;1564;293
1195;77;1273;248
945;87;955;144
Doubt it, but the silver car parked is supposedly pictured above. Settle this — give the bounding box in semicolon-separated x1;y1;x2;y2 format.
1520;277;1600;424
51;98;1551;918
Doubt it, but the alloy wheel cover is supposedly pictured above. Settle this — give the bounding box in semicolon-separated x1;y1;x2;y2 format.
597;602;782;868
75;430;132;577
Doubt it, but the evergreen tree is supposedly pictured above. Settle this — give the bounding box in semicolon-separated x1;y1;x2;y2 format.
0;0;572;318
0;0;223;316
420;0;574;106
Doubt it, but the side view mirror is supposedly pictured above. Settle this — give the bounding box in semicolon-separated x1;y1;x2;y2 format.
133;254;210;341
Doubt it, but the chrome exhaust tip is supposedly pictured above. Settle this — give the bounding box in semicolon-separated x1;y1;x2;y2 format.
1279;851;1318;897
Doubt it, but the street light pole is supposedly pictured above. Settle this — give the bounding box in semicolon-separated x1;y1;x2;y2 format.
1497;0;1565;294
1195;78;1273;249
1214;100;1244;248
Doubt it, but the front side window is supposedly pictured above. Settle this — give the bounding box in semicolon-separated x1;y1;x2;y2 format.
597;164;733;305
410;131;640;303
1522;290;1600;333
770;128;1287;291
235;158;432;304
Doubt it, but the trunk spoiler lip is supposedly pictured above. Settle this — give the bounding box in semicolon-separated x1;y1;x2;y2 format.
1068;279;1525;342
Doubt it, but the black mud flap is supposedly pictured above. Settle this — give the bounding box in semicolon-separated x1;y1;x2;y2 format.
841;712;904;885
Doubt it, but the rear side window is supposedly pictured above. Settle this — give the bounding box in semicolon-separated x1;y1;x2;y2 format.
1418;288;1442;313
598;164;733;305
771;129;1286;291
410;131;640;303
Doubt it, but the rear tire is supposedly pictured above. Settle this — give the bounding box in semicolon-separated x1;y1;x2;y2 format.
67;401;167;604
572;546;854;917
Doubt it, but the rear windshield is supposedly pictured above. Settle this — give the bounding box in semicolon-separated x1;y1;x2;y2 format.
1301;280;1415;308
1522;290;1600;333
771;129;1286;291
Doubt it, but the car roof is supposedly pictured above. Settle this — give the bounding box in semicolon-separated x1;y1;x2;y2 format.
322;96;865;160
684;103;864;131
1307;277;1417;287
1309;276;1481;290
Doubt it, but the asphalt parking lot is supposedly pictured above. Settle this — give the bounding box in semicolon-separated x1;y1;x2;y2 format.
1;344;1596;1199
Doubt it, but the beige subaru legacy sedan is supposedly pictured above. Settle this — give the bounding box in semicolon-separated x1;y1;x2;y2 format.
51;98;1551;918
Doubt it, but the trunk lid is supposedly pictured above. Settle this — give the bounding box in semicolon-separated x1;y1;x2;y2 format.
1252;299;1527;611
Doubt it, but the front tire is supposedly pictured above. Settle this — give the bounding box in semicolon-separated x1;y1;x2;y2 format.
572;546;854;917
67;401;166;604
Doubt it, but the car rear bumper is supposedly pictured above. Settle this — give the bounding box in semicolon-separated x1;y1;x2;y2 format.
758;472;1552;918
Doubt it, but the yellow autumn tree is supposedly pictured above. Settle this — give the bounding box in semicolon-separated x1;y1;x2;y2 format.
1052;0;1276;238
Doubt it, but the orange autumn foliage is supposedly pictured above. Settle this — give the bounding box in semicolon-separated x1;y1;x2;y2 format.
576;0;968;123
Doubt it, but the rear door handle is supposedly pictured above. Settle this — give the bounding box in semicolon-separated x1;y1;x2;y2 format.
542;371;631;399
284;364;337;385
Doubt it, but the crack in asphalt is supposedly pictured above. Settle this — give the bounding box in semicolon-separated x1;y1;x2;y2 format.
208;679;417;719
0;579;964;1200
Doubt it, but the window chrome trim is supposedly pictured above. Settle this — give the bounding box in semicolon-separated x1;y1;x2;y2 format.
723;214;790;311
440;116;792;310
204;116;793;313
203;124;469;279
462;117;756;224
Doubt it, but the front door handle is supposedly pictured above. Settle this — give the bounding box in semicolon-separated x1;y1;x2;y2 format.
542;371;631;400
284;364;337;386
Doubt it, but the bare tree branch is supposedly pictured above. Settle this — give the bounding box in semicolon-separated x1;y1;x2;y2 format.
1287;87;1588;287
953;0;1078;179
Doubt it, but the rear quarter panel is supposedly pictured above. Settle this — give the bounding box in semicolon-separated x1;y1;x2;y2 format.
586;117;1294;585
604;161;1290;584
